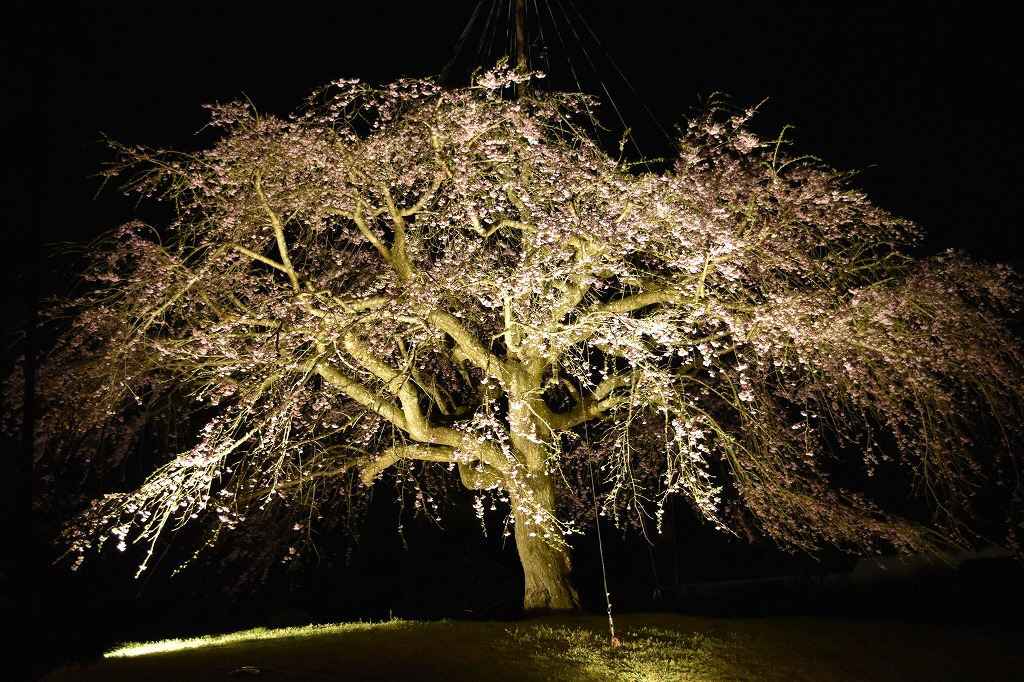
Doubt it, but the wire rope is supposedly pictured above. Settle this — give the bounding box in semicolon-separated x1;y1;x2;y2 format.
479;1;505;77
439;1;486;87
529;0;551;77
561;0;674;146
586;426;618;646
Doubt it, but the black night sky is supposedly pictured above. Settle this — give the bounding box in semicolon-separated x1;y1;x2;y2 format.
3;2;1023;677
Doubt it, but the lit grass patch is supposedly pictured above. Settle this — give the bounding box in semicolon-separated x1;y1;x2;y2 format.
503;621;746;680
104;620;405;658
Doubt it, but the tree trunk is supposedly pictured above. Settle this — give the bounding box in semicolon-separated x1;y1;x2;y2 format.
515;523;580;612
505;375;580;612
511;474;581;613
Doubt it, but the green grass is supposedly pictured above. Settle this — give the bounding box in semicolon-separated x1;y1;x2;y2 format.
42;612;1023;681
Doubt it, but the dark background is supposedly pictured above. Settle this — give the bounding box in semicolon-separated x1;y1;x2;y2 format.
3;2;1023;678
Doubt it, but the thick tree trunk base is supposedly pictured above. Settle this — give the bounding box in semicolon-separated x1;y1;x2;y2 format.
515;526;581;613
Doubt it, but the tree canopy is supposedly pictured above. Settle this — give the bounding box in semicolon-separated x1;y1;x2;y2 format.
14;66;1023;611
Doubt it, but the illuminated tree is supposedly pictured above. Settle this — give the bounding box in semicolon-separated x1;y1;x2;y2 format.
20;67;1024;612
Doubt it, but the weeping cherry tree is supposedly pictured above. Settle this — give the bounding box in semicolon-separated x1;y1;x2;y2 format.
16;67;1024;612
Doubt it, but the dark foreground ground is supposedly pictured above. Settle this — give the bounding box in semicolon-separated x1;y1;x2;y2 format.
39;612;1024;681
6;553;1023;680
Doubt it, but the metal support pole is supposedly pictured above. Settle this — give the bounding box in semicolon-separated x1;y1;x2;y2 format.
515;0;528;72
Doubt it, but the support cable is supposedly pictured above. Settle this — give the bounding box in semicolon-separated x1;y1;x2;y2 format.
439;1;485;86
587;434;618;646
562;0;673;145
479;1;506;79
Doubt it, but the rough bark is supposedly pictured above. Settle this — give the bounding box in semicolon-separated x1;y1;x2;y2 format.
516;526;580;612
510;472;581;613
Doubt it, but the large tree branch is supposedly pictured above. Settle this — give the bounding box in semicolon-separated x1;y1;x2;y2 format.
352;202;395;267
550;280;591;325
456;460;504;490
341;331;463;447
467;218;534;238
551;285;687;350
382;193;414;280
229;242;293;278
359;444;455;485
427;310;510;380
397;171;445;217
588;286;683;315
397;339;455;416
294;292;389;319
358;442;506;489
313;359;408;430
332;135;441;281
544;371;640;431
348;199;414;281
254;174;301;292
342;331;408;395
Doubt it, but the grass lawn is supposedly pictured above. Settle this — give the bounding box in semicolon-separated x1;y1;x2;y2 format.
40;612;1023;681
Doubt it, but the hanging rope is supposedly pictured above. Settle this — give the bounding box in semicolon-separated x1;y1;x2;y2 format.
439;1;485;87
439;0;505;87
558;0;673;146
586;431;618;646
534;0;672;166
444;0;673;158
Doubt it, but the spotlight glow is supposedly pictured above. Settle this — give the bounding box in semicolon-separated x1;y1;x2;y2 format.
104;621;396;659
